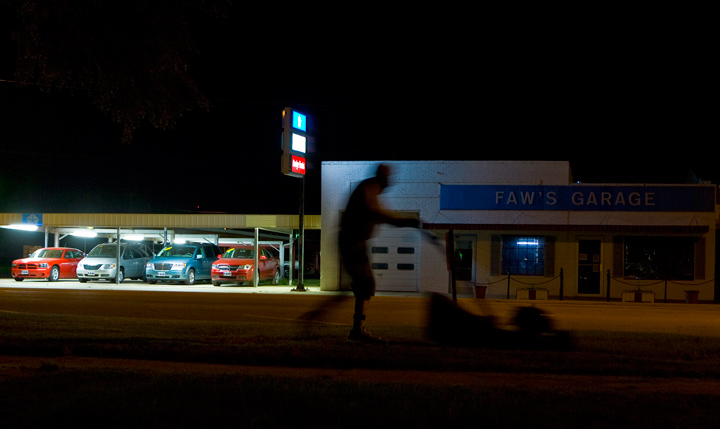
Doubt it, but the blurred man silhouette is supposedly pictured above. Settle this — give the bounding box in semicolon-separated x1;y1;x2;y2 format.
340;163;421;343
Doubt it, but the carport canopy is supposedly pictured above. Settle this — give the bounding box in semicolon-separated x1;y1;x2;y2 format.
1;213;321;285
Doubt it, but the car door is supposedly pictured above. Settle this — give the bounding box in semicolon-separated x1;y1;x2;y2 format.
197;245;212;279
123;247;138;278
259;248;272;279
202;245;221;279
265;248;279;278
256;248;267;279
60;250;81;278
134;245;151;275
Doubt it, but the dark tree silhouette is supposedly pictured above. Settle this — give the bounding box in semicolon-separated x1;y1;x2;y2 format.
3;0;227;142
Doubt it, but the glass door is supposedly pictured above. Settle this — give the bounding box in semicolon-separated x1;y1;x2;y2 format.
578;240;601;294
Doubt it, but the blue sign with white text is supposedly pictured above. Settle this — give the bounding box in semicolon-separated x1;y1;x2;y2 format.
440;185;715;212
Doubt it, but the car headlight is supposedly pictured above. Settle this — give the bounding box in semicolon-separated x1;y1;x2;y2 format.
12;262;17;268
146;262;153;269
243;264;252;270
102;264;116;269
39;263;49;268
172;263;186;270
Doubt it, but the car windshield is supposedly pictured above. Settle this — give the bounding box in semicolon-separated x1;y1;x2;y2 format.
158;245;197;258
224;248;254;258
32;249;63;258
88;244;122;257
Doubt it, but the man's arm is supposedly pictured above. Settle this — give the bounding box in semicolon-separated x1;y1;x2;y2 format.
364;182;420;229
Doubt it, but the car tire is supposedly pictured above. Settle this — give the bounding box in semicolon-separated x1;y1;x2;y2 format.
184;269;195;285
212;281;221;286
78;278;87;283
14;277;23;282
116;267;125;283
48;266;60;282
272;269;281;285
148;280;157;284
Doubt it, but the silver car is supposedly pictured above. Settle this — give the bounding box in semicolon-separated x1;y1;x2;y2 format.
77;243;154;283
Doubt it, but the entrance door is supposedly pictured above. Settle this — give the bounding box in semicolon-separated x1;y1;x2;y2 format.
453;235;476;283
578;240;601;294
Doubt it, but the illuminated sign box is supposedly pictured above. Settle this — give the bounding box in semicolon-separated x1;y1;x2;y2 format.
291;133;306;153
292;111;306;131
291;155;306;175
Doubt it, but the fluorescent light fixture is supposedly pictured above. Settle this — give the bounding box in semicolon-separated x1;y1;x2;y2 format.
174;238;186;244
2;224;39;231
72;230;98;238
517;239;539;246
124;235;144;241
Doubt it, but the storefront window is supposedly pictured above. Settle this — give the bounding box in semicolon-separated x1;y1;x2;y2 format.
624;237;694;280
502;236;545;276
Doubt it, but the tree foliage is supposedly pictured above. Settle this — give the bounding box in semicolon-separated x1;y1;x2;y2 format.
4;0;227;142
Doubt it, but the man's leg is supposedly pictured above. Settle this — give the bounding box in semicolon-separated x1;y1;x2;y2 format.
342;241;383;342
348;294;384;343
352;297;367;331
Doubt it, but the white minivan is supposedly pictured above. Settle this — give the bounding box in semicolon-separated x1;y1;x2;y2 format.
77;243;154;283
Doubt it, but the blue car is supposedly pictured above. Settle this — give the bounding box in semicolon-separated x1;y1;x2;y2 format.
146;242;222;285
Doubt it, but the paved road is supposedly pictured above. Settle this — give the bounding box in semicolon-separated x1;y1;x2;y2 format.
2;278;720;337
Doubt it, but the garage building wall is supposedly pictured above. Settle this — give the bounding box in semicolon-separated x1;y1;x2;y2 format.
320;160;573;293
321;160;718;301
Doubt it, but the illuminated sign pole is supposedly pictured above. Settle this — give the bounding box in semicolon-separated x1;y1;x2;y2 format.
281;107;311;291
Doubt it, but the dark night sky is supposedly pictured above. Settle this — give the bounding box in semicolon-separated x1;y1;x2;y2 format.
0;2;715;216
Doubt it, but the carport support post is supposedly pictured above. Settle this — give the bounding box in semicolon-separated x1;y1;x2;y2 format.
116;226;121;285
253;228;259;287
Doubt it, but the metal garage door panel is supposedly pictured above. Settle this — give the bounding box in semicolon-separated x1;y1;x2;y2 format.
368;226;420;292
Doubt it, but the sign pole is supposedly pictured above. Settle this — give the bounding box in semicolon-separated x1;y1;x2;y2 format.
293;176;307;291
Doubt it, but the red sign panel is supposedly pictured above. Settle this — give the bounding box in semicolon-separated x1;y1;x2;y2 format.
291;155;306;175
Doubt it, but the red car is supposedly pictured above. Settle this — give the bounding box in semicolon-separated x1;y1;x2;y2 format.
11;247;85;282
212;245;281;286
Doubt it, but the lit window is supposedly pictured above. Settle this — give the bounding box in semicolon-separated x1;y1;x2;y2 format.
502;236;545;276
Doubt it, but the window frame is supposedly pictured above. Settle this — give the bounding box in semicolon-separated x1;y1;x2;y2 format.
501;235;546;276
623;236;695;281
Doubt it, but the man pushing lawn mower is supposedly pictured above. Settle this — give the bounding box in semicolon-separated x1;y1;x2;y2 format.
315;162;570;349
339;163;438;343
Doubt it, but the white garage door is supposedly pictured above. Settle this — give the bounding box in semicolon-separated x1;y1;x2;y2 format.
367;225;420;292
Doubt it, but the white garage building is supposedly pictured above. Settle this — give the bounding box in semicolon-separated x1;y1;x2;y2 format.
320;161;719;302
